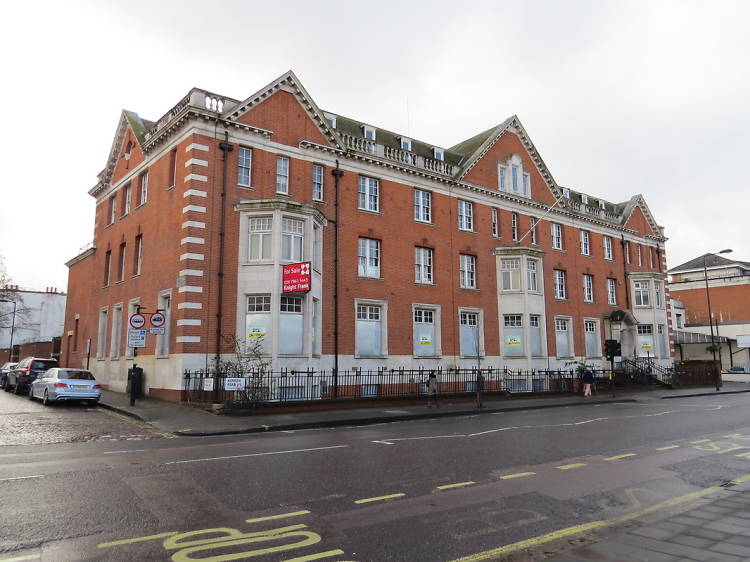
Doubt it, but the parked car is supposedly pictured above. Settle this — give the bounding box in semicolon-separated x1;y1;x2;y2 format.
5;357;58;395
0;362;17;390
28;368;102;405
724;365;750;374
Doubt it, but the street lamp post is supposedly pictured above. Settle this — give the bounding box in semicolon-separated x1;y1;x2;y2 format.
0;299;17;363
704;249;732;391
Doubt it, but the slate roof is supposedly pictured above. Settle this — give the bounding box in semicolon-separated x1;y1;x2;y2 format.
669;253;750;273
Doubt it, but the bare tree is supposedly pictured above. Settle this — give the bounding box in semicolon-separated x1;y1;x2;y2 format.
0;254;31;334
214;334;272;408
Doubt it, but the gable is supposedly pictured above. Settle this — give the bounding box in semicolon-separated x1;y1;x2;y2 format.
623;204;655;237
234;89;331;148
112;126;145;185
461;129;558;206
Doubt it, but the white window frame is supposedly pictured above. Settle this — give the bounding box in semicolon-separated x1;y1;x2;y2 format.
156;290;172;357
138;171;148;206
459;307;484;358
415;247;434;284
354;299;387;358
460;254;476;289
457;200;473;231
522;172;531;197
134;234;142;276
276;156;289;194
237;147;252;186
358;176;380;212
498;165;507;190
580;230;590;256
584;319;600;358
313;223;322;272
637;244;642;266
110;304;122;359
414;189;431;223
634;280;651;307
607;278;617;305
554;316;573;358
312;164;324;201
432;147;444;161
491;208;499;237
554;269;567;299
109;195;117;225
604;236;613;261
358;237;381;278
400;137;412;151
583;274;594;303
248;216;273;262
501;258;521;292
413;304;441;357
551;223;563;250
654;280;663;308
530;217;538;244
527;259;539;292
281;217;304;262
122;184;131;216
97;307;108;360
511;212;519;241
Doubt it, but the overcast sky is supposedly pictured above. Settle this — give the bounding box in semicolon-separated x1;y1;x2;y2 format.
1;0;747;291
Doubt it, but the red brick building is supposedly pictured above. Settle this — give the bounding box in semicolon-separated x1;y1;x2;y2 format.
63;71;673;401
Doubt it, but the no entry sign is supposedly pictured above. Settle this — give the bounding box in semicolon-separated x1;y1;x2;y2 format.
129;314;146;329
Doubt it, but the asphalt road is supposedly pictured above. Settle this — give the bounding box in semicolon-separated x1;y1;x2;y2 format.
3;391;750;561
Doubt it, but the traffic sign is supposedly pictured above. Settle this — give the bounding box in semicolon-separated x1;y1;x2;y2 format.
150;312;166;327
128;329;147;348
129;314;146;329
150;327;165;335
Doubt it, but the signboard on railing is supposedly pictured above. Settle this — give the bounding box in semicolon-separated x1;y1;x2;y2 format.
282;262;311;293
224;378;245;391
737;335;750;348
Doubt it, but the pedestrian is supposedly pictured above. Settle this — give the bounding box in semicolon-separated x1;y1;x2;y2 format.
582;368;594;397
426;370;438;407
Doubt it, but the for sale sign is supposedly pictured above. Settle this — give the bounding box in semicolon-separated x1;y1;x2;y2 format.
282;261;311;293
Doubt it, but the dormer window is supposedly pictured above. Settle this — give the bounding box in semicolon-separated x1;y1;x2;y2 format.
563;188;570;199
599;200;606;210
581;194;589;205
432;148;444;161
324;114;336;129
400;137;412;151
362;125;376;141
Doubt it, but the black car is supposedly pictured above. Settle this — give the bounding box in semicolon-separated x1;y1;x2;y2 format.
0;362;17;390
5;357;58;395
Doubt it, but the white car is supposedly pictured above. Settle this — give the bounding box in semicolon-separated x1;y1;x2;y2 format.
29;368;102;405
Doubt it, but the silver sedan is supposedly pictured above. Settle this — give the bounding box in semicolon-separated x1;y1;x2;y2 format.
29;368;102;406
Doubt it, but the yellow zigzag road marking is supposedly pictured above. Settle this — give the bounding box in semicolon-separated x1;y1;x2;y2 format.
499;472;536;480
555;463;587;470
437;481;476;490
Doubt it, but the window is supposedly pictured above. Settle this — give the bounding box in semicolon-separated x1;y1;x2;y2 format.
649;247;655;269
103;250;111;287
634;280;650;306
108;195;117;225
313;224;322;271
555;318;572;357
356;302;385;356
511;165;519;192
583;274;594;303
132;235;142;276
498;165;507;190
137;171;148;206
584;320;600;357
249;217;272;261
156;291;171;356
122;184;131;216
491;208;499;237
460;254;476;289
522;173;530;196
637;244;642;266
117;243;126;282
554;269;566;299
312;164;324;201
580;230;590;255
111;304;122;359
400;137;412;151
237;147;252;186
97;308;108;359
362;126;376;154
457;200;473;231
282;218;304;261
657;324;667;358
501;258;521;291
624;241;631;264
654;280;663;308
604;236;613;260
414;189;431;223
529;315;542;356
279;296;303;355
527;259;538;292
459;310;481;357
503;314;524;357
676;314;684;329
581;194;589;205
511;212;519;241
415;247;434;284
637;324;655;357
246;294;271;354
413;307;438;356
312;298;321;355
358;176;379;212
551;223;563;250
530;217;538;244
433;148;444;161
276;156;289;194
168;148;177;188
607;278;617;305
358;238;380;278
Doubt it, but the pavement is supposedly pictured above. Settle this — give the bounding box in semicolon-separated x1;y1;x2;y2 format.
98;378;750;438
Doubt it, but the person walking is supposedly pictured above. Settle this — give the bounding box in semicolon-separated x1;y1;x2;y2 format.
426;370;439;407
582;368;594;397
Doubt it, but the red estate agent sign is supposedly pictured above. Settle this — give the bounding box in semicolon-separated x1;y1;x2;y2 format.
282;262;311;293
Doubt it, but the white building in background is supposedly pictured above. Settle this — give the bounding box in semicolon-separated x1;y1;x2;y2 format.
0;287;66;349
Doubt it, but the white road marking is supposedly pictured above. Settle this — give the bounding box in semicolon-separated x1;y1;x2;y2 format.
371;435;466;445
103;449;148;455
0;475;46;482
163;444;349;465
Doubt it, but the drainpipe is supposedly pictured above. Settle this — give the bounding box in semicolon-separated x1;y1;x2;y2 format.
331;161;344;398
620;235;632;358
215;132;233;401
